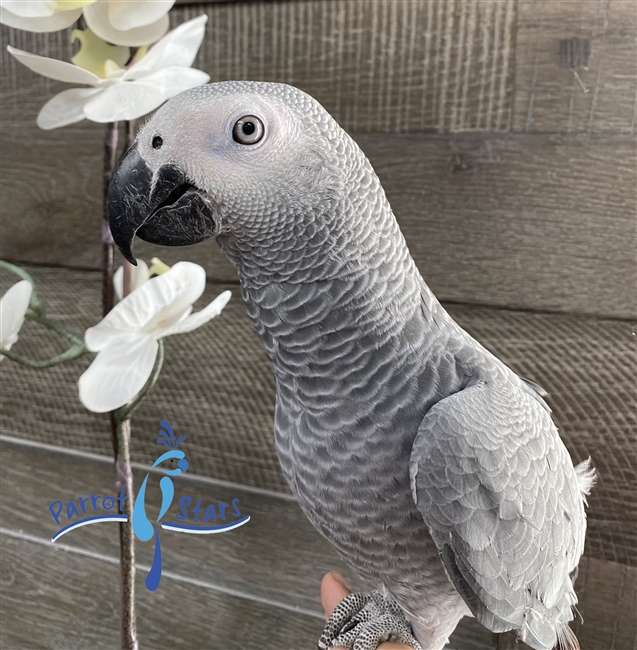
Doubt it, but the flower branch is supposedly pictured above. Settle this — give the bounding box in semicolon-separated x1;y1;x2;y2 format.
0;342;88;369
1;260;44;315
1;260;90;367
0;8;220;650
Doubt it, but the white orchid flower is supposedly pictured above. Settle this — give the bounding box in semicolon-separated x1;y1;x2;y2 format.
0;1;93;34
79;262;231;413
0;280;33;359
113;257;172;300
84;0;175;47
113;259;149;301
7;14;209;129
1;0;175;46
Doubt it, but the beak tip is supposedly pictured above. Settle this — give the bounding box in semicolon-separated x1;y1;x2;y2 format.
118;244;138;266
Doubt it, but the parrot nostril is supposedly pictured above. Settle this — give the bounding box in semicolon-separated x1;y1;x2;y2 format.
152;136;163;149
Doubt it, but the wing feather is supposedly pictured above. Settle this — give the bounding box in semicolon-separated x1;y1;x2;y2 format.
410;380;589;650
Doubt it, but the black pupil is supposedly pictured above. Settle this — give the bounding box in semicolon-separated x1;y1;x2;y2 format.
242;122;256;135
152;136;163;149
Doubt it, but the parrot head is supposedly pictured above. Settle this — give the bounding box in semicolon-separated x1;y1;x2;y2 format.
151;449;189;476
107;81;362;268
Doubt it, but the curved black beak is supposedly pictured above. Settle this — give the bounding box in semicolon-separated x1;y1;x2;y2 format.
107;143;216;265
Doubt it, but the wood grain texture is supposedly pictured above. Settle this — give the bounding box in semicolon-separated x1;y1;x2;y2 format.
513;0;637;134
1;0;516;134
181;0;517;133
2;124;634;318
2;439;636;649
0;536;325;650
1;266;635;567
1;2;635;317
0;439;496;650
0;439;362;614
176;0;244;4
359;132;637;319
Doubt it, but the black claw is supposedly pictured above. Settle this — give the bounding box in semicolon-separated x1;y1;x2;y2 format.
341;619;360;635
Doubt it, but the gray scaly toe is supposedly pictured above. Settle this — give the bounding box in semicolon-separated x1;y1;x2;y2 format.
318;590;423;650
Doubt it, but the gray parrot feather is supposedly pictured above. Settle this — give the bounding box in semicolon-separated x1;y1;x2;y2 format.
131;82;595;650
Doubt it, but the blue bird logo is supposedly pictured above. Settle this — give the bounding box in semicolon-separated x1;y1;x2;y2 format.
132;420;188;591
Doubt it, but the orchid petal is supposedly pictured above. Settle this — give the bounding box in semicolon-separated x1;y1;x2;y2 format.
1;1;53;18
84;0;169;47
82;79;166;122
108;0;175;32
0;280;33;352
78;333;158;413
134;66;210;99
53;0;96;9
162;290;231;337
124;14;208;79
154;305;193;335
36;87;102;130
85;262;206;351
82;67;209;122
113;259;150;301
0;6;81;31
7;45;101;85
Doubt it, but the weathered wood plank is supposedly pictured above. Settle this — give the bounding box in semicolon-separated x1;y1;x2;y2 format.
513;0;637;134
1;0;516;134
0;438;362;614
0;274;287;494
358;132;637;319
2;1;635;317
2;127;634;318
0;534;325;650
0;438;496;650
2;438;635;648
175;0;243;4
6;0;636;136
1;266;636;567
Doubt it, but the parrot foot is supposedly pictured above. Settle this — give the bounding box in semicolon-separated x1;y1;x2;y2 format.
318;590;423;650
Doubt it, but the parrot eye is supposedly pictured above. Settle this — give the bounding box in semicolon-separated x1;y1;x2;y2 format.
233;116;264;145
152;136;163;149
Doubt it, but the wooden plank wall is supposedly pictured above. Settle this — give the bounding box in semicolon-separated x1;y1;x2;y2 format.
1;0;635;318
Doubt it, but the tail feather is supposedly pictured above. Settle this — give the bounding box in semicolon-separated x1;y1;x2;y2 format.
519;609;557;649
556;623;580;650
519;609;581;650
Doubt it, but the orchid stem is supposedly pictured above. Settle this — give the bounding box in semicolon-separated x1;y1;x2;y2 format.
1;260;45;316
27;311;85;346
110;331;162;650
102;121;119;318
125;119;136;151
1;260;89;367
0;344;88;369
115;416;138;650
101;120;137;650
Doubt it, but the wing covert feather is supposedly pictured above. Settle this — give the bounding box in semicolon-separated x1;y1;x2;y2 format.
409;381;588;648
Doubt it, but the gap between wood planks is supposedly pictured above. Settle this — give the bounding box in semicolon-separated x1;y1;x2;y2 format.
0;434;297;503
0;527;323;622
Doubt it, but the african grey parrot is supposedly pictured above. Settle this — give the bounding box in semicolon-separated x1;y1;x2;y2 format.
107;81;595;650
